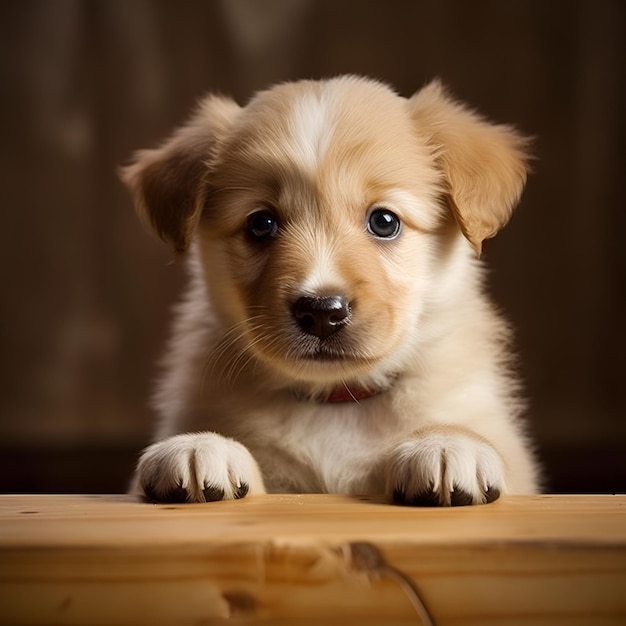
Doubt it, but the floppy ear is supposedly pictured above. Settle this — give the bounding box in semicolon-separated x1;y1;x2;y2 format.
409;81;531;256
121;95;241;254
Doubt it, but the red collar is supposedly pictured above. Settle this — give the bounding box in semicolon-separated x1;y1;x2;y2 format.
323;385;381;403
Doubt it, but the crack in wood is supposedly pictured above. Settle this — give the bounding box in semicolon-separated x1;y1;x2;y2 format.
342;541;436;626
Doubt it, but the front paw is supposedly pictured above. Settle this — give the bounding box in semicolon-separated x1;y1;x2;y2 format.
385;428;504;506
136;432;265;503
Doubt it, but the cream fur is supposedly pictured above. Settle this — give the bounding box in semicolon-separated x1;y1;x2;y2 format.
122;75;539;505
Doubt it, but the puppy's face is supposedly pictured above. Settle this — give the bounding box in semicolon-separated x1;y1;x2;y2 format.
123;77;530;393
198;80;443;388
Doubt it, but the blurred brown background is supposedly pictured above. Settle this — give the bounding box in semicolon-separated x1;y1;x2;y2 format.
1;0;624;495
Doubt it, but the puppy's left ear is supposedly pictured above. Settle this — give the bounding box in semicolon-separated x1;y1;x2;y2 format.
409;81;531;256
121;95;241;254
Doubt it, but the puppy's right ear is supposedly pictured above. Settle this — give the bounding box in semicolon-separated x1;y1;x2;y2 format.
121;96;241;254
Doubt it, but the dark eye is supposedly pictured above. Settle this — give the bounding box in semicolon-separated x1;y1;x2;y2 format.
367;208;401;239
247;211;279;240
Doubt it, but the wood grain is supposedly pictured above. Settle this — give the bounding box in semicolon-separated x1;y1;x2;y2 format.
0;494;625;625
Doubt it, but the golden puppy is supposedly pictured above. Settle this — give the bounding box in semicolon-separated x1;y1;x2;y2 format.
122;76;539;506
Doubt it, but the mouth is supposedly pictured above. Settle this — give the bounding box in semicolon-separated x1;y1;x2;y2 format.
290;333;370;363
241;315;383;383
244;325;395;390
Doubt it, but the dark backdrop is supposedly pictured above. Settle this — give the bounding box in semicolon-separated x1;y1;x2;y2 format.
1;0;624;494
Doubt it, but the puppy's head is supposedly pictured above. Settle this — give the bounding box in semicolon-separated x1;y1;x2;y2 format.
122;76;530;395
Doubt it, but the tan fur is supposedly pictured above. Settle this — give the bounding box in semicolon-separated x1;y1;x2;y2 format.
409;81;531;255
123;76;539;506
121;96;241;254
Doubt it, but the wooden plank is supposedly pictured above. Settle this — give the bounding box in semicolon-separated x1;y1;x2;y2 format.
0;494;625;625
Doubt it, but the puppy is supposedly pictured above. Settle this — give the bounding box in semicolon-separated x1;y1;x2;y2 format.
122;75;539;506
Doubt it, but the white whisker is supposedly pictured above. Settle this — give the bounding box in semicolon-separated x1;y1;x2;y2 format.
200;309;290;390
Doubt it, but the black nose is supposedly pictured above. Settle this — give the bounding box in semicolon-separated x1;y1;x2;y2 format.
292;295;351;339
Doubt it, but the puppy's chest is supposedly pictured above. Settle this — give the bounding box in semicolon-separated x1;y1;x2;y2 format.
245;400;395;494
